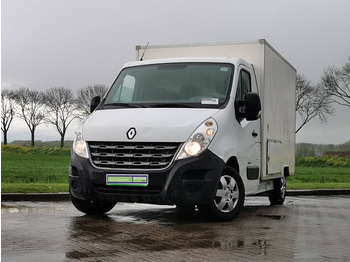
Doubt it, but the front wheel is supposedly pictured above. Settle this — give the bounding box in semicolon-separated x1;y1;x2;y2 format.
198;167;245;221
268;176;287;205
70;191;117;215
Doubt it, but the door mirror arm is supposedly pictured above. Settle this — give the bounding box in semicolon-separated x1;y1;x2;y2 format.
90;96;101;113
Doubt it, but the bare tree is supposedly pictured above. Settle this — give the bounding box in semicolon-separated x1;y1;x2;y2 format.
44;87;78;148
322;57;350;108
76;84;108;118
12;88;45;147
1;89;16;145
296;74;334;133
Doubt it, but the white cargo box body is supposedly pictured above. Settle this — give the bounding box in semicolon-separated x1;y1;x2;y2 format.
136;39;296;179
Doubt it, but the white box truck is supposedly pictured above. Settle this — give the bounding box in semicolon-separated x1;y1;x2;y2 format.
70;39;296;221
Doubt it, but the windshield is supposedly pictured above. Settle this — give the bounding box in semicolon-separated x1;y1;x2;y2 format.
103;63;234;108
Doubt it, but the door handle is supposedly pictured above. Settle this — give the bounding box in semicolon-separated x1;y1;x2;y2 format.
252;131;258;137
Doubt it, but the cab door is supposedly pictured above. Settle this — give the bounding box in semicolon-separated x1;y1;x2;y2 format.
234;64;261;194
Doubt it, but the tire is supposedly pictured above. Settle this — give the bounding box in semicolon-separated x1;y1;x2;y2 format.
69;191;117;215
198;167;245;222
268;176;287;205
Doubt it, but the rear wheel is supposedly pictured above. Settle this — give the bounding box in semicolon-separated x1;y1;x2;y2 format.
268;176;287;205
198;167;245;221
69;191;117;215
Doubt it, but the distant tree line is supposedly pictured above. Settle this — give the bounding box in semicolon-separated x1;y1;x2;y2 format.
7;140;73;149
296;140;350;157
2;57;350;147
1;85;107;147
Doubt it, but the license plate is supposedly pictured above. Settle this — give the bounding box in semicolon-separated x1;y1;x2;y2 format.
106;174;148;186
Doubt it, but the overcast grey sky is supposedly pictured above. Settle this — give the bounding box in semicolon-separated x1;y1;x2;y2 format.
1;0;350;144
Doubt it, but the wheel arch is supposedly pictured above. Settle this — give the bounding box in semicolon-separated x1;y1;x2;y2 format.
225;156;240;173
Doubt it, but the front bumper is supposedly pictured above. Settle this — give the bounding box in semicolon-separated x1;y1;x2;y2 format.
69;149;225;206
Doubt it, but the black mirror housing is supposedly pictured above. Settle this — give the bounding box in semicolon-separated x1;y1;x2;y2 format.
90;96;101;113
244;92;261;121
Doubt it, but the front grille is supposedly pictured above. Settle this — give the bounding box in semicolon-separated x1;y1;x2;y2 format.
88;141;181;170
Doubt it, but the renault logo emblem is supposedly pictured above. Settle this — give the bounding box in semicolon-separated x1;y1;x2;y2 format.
126;128;136;140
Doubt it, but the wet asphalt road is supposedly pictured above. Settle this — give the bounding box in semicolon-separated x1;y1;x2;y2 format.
2;196;350;262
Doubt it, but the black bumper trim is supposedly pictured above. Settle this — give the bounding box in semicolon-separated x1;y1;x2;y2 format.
69;149;225;206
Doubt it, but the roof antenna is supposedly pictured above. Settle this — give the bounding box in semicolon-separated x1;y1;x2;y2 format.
140;42;149;61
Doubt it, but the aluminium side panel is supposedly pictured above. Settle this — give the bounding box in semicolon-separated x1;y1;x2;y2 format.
260;43;296;180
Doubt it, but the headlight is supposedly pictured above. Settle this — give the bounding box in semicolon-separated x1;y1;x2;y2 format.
176;118;218;160
73;130;89;158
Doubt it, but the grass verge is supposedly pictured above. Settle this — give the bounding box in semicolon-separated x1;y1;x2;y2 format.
287;182;350;190
1;145;70;193
1;145;70;184
288;166;350;190
2;183;68;193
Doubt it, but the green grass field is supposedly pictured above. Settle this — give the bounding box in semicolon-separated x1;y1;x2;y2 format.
288;167;350;189
1;145;350;193
1;145;71;193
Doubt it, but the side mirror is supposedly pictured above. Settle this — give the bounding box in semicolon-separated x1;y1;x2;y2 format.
90;96;101;113
244;92;261;121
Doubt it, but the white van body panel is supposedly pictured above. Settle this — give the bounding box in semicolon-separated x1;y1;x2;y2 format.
206;105;261;195
83;108;220;143
136;40;296;180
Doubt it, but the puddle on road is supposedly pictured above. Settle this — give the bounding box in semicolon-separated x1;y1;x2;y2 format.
211;239;270;255
2;200;289;260
256;214;287;220
1;204;33;213
106;205;207;226
110;214;148;224
66;204;274;260
1;203;67;214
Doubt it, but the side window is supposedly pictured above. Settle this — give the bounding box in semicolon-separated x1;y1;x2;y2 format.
236;70;251;101
235;69;252;121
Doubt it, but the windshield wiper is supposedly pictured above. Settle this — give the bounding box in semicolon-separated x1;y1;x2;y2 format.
104;102;197;108
150;103;195;108
103;103;149;108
